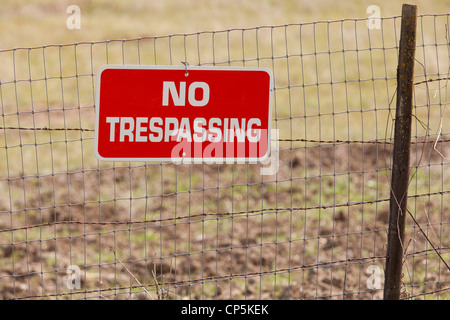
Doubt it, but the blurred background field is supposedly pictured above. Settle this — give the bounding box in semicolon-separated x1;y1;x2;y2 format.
0;0;449;300
1;0;449;49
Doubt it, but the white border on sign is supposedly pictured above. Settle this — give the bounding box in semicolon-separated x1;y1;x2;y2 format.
94;65;273;163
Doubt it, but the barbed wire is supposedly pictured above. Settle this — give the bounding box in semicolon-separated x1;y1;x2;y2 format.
1;189;449;234
10;254;388;300
2;126;450;146
0;126;94;132
9;252;448;300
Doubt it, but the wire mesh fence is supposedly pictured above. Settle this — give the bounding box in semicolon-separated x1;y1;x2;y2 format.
0;13;449;300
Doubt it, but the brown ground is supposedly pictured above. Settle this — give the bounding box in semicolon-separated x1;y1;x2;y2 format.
0;141;449;300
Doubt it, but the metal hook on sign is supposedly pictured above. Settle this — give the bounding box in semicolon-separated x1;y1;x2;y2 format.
181;61;189;77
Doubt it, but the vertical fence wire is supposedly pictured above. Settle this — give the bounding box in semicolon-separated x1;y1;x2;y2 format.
0;14;449;300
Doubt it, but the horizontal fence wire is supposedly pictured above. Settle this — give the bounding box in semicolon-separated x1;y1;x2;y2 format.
0;14;449;300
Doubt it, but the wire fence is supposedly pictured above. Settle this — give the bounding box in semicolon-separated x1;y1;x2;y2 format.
0;13;449;300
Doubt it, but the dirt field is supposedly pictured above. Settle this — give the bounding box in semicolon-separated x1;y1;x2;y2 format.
1;141;448;299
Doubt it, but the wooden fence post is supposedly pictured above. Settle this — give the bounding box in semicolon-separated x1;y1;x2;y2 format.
383;3;417;300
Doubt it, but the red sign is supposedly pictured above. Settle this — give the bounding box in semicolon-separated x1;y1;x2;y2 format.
94;65;273;162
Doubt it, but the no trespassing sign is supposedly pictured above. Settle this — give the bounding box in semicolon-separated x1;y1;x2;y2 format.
94;65;273;163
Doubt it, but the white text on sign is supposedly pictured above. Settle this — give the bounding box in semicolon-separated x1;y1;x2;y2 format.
162;81;210;107
106;117;262;143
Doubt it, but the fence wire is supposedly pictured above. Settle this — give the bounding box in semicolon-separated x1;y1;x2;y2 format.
0;14;449;300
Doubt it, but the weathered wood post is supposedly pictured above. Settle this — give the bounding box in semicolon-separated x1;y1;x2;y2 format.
383;3;417;300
